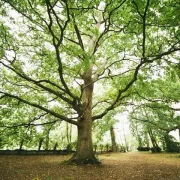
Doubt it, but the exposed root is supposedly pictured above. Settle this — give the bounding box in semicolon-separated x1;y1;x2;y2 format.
63;155;101;165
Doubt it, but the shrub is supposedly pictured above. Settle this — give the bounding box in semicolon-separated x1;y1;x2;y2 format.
150;147;161;153
164;134;180;153
166;141;180;152
137;147;150;151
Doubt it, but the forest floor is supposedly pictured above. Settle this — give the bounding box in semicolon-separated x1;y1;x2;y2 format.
0;152;180;180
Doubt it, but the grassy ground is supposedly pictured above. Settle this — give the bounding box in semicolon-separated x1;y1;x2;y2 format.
0;152;180;180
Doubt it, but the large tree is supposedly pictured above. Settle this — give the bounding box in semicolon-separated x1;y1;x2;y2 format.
0;0;180;163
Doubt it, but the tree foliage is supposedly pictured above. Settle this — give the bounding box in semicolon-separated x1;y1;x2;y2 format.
129;66;180;152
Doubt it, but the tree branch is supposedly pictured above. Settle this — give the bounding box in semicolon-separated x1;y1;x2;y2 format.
0;91;79;126
142;0;150;58
2;0;44;29
93;42;180;121
0;61;74;106
131;116;180;133
72;14;84;50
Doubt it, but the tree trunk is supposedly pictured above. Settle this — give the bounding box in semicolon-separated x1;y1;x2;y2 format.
19;139;24;150
135;124;142;147
38;138;43;151
45;133;49;150
74;120;96;163
69;67;99;164
53;142;58;151
123;127;128;152
66;122;72;147
110;126;117;152
148;129;161;152
44;125;53;150
145;131;150;147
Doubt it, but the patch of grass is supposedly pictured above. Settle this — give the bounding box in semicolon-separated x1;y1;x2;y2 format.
167;154;180;159
175;154;180;158
15;168;25;174
44;176;51;180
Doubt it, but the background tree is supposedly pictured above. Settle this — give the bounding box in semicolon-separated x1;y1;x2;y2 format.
92;109;119;152
0;0;180;164
129;67;180;152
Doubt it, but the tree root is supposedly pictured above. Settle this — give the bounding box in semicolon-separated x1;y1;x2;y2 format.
63;155;101;165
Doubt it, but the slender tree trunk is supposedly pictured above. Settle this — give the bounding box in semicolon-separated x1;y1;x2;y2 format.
66;122;72;148
44;124;54;150
70;67;99;164
123;127;128;152
69;124;72;144
38;138;43;151
137;135;142;147
145;131;150;147
45;133;49;150
100;144;103;153
110;126;117;152
135;124;142;147
93;144;97;153
53;142;58;151
19;139;24;150
148;129;160;152
66;122;69;144
148;129;155;147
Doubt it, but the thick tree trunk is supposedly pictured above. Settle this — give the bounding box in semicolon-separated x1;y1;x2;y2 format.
74;120;96;162
69;67;99;164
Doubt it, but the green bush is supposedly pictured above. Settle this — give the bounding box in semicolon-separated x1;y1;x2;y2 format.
150;147;161;153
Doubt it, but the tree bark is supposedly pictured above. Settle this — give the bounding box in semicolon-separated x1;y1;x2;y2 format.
70;67;99;164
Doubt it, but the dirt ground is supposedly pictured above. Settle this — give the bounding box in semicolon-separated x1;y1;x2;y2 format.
0;152;180;180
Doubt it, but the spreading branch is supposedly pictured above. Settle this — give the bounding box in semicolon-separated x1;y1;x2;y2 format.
0;91;79;126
